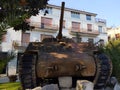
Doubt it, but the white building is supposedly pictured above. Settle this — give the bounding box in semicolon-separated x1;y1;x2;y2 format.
1;4;107;52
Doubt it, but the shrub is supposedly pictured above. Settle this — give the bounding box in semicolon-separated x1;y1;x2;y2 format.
105;40;120;82
0;52;15;74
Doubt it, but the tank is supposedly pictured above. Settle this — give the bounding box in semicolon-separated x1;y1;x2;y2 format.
18;2;112;90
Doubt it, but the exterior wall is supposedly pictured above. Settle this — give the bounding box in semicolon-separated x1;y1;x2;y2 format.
28;31;57;42
95;21;108;43
1;4;107;52
107;26;120;41
1;28;21;52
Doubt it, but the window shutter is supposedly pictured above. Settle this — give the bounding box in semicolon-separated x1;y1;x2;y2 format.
21;33;30;46
72;22;80;32
41;17;52;25
87;24;92;31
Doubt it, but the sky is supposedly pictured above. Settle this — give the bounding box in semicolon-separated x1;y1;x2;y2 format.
48;0;120;27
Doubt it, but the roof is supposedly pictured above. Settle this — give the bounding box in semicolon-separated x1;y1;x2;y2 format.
47;4;97;16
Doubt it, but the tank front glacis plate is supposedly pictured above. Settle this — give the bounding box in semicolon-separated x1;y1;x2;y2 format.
36;52;96;78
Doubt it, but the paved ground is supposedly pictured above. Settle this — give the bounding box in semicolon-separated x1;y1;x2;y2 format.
0;74;19;83
0;76;9;83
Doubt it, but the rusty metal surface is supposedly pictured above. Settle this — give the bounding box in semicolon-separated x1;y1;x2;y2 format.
56;2;65;40
36;42;96;78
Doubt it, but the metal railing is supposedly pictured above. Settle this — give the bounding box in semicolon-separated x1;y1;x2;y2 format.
30;22;58;30
95;18;106;24
71;28;99;35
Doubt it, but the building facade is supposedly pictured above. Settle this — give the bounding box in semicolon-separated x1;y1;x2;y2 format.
107;26;120;41
1;4;107;52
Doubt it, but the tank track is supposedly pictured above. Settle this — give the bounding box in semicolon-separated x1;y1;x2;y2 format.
94;53;112;89
19;53;37;90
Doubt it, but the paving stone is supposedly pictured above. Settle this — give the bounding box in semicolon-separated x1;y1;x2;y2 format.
42;84;59;90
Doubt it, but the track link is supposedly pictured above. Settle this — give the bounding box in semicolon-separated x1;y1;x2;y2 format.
19;53;37;90
94;53;112;89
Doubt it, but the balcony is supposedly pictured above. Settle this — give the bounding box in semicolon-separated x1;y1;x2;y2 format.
71;28;99;36
95;18;106;24
30;22;58;32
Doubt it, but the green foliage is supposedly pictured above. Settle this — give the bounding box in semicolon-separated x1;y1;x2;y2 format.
0;0;49;42
105;40;120;82
0;22;7;43
0;0;49;25
0;53;15;74
0;82;21;90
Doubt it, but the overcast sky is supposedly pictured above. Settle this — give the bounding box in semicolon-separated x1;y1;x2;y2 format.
48;0;120;27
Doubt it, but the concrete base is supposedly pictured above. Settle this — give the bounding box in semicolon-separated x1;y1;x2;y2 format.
76;80;94;90
58;77;72;88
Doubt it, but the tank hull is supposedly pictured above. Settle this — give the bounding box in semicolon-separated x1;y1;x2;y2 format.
37;52;96;78
18;41;112;89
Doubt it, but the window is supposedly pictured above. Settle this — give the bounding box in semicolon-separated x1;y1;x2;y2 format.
72;22;80;32
98;26;102;33
41;17;52;28
46;7;52;14
72;37;82;43
86;15;91;20
71;11;80;19
21;33;30;46
87;24;92;31
99;39;104;46
115;33;120;39
40;7;52;14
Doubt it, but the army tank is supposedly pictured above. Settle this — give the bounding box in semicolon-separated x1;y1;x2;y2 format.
18;2;112;90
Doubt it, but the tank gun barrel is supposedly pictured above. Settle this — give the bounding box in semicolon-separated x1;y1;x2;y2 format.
56;2;65;40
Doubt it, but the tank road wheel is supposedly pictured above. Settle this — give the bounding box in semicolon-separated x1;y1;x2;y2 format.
94;53;112;89
19;54;38;90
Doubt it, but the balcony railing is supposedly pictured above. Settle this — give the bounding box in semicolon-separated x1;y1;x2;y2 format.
30;22;58;30
71;28;99;35
95;18;106;24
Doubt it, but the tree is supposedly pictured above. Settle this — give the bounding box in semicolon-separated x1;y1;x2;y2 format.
0;23;8;43
105;40;120;82
0;0;49;42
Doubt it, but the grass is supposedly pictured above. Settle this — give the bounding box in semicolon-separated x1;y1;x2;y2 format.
0;82;22;90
